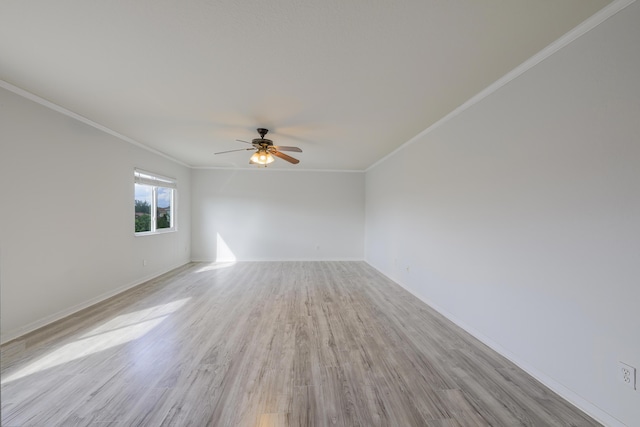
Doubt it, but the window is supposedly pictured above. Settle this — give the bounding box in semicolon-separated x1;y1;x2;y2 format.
134;169;176;234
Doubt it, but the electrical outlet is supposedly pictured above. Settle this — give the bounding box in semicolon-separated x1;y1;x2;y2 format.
143;259;148;267
618;362;636;390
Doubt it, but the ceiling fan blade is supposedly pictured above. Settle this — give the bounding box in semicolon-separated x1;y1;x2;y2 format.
274;146;302;152
236;139;253;145
272;151;300;164
215;148;255;155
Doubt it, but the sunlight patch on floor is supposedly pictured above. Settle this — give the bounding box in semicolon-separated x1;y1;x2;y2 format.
1;298;190;384
195;262;236;273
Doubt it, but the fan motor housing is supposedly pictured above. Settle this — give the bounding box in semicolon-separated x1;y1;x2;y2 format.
252;138;273;146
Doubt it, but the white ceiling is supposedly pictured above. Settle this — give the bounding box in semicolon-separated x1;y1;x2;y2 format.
0;0;611;170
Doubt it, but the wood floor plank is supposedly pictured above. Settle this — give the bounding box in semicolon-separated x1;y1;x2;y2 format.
1;261;601;426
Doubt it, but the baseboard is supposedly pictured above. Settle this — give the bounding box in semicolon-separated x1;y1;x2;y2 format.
365;262;625;427
0;260;190;345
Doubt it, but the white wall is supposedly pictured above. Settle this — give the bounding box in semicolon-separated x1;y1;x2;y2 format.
365;3;640;426
0;87;191;343
191;169;364;261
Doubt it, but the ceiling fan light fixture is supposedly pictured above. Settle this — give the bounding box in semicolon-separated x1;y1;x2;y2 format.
250;149;274;165
218;128;301;166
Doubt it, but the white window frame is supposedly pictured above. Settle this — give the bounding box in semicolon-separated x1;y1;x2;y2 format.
134;169;177;235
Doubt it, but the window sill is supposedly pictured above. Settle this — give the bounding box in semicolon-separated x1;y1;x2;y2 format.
134;228;177;237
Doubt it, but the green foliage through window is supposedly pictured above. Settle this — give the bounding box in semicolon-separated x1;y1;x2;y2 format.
134;170;176;234
157;210;170;229
135;200;151;214
135;213;151;232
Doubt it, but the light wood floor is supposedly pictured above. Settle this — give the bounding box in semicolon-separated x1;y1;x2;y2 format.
1;262;599;426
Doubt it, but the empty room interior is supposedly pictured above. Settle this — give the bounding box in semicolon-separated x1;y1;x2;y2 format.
1;1;639;426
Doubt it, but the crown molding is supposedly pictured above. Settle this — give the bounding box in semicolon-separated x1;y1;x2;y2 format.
0;80;190;168
366;0;636;172
190;165;364;173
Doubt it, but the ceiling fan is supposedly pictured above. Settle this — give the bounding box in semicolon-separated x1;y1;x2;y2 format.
215;128;302;166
